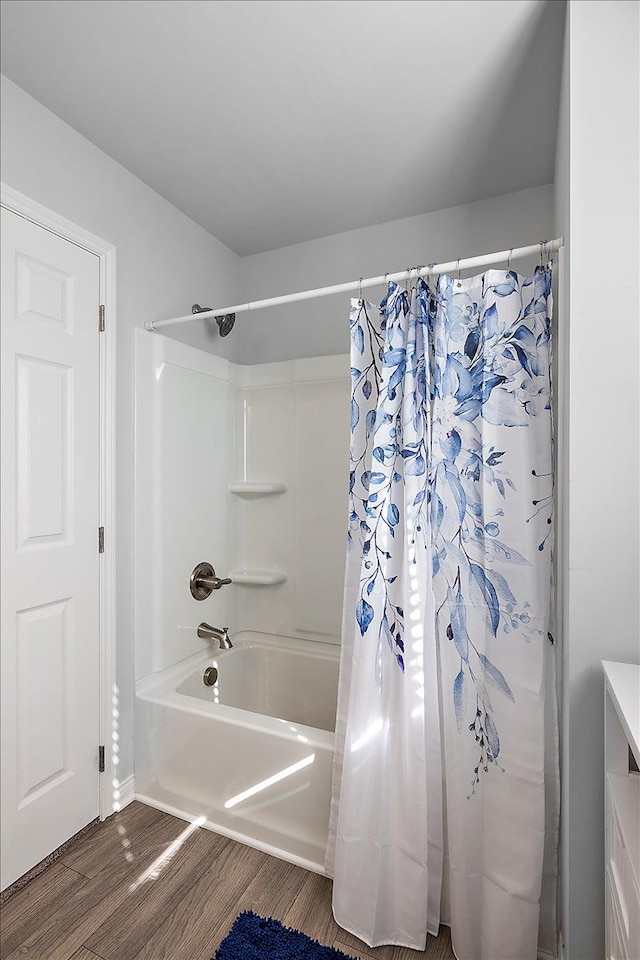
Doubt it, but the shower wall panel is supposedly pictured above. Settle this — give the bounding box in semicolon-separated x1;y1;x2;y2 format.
135;331;237;680
135;333;350;687
236;355;350;642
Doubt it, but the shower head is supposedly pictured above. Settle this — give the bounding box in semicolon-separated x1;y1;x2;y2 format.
191;304;236;337
216;313;236;337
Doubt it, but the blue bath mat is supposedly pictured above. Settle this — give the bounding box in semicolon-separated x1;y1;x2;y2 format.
213;911;358;960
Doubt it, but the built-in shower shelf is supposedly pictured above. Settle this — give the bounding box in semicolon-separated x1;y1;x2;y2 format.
229;569;287;585
228;482;287;497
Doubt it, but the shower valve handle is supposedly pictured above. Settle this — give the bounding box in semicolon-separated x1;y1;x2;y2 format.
202;575;232;590
190;562;232;600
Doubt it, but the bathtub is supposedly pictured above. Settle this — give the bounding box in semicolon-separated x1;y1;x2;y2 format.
135;631;339;873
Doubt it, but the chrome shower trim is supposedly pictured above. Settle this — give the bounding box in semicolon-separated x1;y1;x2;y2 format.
191;304;235;336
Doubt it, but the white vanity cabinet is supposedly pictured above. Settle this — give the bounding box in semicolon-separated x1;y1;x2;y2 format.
603;661;640;960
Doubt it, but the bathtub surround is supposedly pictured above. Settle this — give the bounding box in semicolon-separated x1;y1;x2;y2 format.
134;333;351;872
328;270;558;960
236;355;351;641
134;331;351;682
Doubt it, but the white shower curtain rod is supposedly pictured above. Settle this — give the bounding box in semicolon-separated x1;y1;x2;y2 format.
145;237;563;331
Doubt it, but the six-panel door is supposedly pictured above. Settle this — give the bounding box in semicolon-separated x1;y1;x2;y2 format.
1;207;101;890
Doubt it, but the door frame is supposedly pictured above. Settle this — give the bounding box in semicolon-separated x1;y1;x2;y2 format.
1;182;117;823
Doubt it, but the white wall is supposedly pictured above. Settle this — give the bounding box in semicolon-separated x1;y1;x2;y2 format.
0;76;244;783
556;4;640;958
237;184;555;363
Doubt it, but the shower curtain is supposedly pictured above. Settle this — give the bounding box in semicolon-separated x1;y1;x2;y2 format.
326;266;558;960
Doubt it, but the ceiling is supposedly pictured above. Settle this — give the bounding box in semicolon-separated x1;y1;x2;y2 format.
0;0;565;256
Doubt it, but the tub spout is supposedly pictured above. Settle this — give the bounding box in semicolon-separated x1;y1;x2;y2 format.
197;623;233;649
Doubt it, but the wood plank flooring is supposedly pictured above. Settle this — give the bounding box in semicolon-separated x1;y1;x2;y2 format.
0;802;454;960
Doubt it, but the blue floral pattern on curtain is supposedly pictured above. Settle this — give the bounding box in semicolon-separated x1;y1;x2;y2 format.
348;267;553;787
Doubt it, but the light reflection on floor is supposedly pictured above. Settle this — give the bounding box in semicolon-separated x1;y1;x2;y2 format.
129;816;206;891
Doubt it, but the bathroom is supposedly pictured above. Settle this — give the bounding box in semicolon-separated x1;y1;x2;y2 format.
0;3;638;960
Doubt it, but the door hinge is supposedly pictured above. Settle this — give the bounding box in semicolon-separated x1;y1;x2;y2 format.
99;745;105;773
99;304;105;332
98;526;105;553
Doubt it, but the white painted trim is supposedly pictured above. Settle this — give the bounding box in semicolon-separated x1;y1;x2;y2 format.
1;183;117;824
115;775;135;811
0;184;113;255
557;243;569;960
556;243;567;670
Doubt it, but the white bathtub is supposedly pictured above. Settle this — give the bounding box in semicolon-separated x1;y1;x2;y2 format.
135;631;339;873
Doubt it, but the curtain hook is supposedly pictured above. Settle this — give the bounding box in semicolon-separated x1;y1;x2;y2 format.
507;248;513;271
539;241;546;267
422;263;432;299
381;271;389;307
358;277;363;303
456;257;462;283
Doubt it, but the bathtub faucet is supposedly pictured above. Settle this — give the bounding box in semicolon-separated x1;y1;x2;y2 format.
197;623;233;650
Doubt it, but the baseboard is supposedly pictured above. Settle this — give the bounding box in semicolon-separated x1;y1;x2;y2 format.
112;774;135;811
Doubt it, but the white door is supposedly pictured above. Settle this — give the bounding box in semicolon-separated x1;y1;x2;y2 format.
1;208;101;890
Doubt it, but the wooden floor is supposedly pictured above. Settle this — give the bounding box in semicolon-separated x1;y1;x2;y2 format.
0;801;454;960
